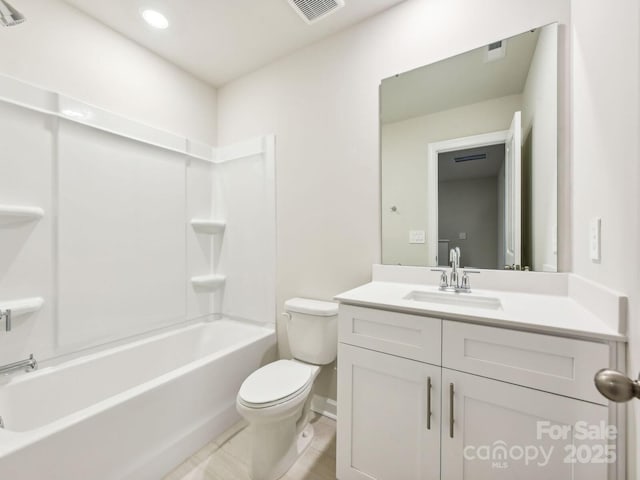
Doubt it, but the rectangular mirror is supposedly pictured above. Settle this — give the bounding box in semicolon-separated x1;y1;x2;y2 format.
381;23;558;272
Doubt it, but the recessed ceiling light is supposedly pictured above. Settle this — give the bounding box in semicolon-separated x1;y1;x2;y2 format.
140;9;169;29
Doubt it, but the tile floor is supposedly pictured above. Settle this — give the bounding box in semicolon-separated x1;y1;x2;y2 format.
164;413;336;480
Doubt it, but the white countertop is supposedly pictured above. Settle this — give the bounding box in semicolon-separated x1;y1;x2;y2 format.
334;280;626;342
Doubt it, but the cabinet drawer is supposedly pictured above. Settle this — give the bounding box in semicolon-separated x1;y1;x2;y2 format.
338;304;441;365
442;320;610;405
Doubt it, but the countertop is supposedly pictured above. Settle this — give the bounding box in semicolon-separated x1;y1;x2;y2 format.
334;280;626;342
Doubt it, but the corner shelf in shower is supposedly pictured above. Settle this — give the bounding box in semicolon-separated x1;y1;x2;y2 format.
190;274;226;290
0;205;44;225
0;297;44;317
190;219;226;234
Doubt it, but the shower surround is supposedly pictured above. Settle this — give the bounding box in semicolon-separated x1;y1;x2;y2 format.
0;73;276;477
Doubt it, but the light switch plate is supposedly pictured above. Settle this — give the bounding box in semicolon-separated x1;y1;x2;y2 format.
459;232;467;240
409;230;425;244
589;217;601;262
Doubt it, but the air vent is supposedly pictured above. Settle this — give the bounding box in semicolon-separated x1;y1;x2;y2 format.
454;153;487;163
484;39;507;62
288;0;345;24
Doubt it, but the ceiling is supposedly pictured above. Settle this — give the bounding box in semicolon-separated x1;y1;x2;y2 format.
63;0;407;87
381;28;540;124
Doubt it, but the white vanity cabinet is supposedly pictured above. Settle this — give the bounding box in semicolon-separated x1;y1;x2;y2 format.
337;344;441;480
337;305;618;480
440;369;608;480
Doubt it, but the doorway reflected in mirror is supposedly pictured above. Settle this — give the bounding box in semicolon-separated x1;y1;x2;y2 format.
381;23;558;272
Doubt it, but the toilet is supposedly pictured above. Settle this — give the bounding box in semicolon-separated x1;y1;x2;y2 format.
236;297;338;480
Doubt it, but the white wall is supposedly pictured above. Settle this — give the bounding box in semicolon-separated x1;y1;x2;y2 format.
570;1;640;477
0;0;217;144
521;23;558;272
217;0;570;402
381;94;521;265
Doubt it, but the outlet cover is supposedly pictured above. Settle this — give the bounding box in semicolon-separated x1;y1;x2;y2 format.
409;230;425;244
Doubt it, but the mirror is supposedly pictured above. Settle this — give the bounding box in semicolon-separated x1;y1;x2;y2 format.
381;23;558;272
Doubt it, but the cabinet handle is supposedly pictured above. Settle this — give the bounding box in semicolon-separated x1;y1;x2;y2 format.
426;376;432;430
449;382;455;438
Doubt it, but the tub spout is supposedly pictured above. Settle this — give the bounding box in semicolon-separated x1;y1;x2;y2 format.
0;354;37;375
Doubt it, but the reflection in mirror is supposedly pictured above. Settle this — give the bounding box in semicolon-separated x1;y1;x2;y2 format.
381;23;558;272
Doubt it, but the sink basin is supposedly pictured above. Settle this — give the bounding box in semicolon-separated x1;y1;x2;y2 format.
403;290;502;310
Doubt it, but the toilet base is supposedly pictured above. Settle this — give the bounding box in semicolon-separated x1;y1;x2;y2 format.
250;421;315;480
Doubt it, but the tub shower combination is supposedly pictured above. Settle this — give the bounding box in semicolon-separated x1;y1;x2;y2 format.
0;320;275;479
0;75;277;478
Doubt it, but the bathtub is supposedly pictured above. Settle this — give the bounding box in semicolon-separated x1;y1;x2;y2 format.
0;318;276;480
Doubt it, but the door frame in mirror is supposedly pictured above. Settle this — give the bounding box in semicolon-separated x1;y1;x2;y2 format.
426;130;510;266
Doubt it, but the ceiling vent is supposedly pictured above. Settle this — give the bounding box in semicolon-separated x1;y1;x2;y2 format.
484;40;507;62
454;153;487;163
288;0;345;24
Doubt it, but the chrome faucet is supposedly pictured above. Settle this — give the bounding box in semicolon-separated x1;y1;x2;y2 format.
449;248;461;288
0;354;37;375
432;248;479;292
0;309;11;332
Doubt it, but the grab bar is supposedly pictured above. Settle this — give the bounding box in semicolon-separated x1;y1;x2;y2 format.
0;354;37;375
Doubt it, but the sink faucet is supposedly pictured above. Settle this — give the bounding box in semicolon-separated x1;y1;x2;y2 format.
449;248;460;288
432;248;479;292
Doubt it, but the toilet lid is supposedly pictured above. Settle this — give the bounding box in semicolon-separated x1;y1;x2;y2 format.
284;297;338;316
238;360;313;406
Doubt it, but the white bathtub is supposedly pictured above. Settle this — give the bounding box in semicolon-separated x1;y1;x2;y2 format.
0;318;276;479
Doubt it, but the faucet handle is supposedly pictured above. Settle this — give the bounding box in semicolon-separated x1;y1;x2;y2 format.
460;270;480;291
431;269;449;288
1;309;11;332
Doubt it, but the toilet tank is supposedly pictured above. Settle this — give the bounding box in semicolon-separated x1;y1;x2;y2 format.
284;298;338;365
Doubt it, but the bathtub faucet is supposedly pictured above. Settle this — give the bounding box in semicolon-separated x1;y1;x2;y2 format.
0;308;10;331
0;354;37;375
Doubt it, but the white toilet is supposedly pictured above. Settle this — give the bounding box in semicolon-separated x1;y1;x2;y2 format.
236;297;338;480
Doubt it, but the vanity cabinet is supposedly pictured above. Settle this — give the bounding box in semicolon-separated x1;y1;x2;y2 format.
440;369;608;480
337;344;441;480
337;305;616;480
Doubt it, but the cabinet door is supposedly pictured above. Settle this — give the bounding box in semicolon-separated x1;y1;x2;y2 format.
337;344;440;480
441;369;611;480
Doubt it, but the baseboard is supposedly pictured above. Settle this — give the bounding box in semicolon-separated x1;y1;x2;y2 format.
310;394;337;420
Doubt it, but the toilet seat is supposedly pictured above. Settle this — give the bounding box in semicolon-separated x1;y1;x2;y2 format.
238;360;314;409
